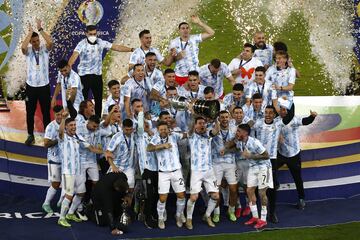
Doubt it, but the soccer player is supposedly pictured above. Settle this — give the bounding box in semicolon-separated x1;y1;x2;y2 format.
228;43;263;88
105;119;136;198
272;98;317;211
123;64;152;117
169;15;215;85
266;51;296;102
102;80;122;118
223;83;246;112
231;124;272;229
243;93;265;122
143;52;165;86
68;25;133;117
186;117;220;229
57;112;98;227
42;105;63;213
199;59;235;99
253;31;274;69
178;70;206;100
135;111;158;229
245;66;273;107
76;100;95;127
21;19;52;146
147;122;187;229
211;111;238;222
52;59;84;112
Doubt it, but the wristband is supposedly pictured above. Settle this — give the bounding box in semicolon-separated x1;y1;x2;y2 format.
38;28;44;32
131;48;135;52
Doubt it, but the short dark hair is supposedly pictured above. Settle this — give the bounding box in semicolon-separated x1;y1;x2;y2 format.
265;105;276;113
57;59;68;69
252;92;263;100
210;59;221;68
273;41;288;52
65;117;75;125
145;52;156;58
131;98;141;105
53;105;63;113
122;118;133;128
255;66;266;74
164;68;175;75
133;63;144;71
108;104;116;113
238;123;251;135
159;111;170;119
107;80;120;89
219;110;229;116
178;22;189;29
188;70;199;77
86;25;97;32
233;83;244;92
166;86;177;91
157;121;168;128
88;115;100;124
204;86;215;95
194;116;205;124
275;50;289;59
232;106;243;113
244;43;255;53
31;32;39;38
139;29;150;38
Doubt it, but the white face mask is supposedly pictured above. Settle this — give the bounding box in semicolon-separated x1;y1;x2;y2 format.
87;36;97;43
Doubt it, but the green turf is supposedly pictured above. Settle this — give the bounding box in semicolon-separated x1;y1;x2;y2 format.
195;0;336;96
152;222;360;240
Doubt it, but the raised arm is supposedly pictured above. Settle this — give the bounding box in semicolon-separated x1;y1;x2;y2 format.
44;138;58;148
191;15;215;41
59;111;69;140
21;23;34;55
111;44;134;52
36;19;53;50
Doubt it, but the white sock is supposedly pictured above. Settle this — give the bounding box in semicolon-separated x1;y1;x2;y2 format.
250;203;258;218
176;198;186;217
57;189;65;207
221;188;229;207
157;201;166;220
205;198;217;217
68;195;82;215
43;186;57;205
228;205;235;214
186;199;195;219
260;205;267;221
237;197;242;208
60;198;71;219
214;206;220;215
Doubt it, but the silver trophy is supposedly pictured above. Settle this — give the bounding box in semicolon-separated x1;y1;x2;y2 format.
119;201;131;227
169;96;220;119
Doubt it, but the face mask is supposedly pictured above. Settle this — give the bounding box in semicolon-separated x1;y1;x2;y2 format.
87;36;97;43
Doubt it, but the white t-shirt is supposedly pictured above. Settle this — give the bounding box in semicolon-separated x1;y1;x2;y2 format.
228;57;263;87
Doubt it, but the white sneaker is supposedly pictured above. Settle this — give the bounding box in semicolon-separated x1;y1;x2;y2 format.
158;219;165;229
180;213;186;223
163;210;167;222
176;216;183;228
76;210;88;221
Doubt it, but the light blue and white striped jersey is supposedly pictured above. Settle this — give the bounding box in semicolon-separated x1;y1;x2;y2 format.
212;128;236;164
243;104;265;122
278;116;303;157
99;121;122;157
235;136;270;168
223;93;246;111
245;80;273;107
60;133;89;175
107;132;135;171
129;47;164;65
135;131;158;174
177;85;206;100
253;44;274;66
44;120;60;164
150;132;183;172
199;63;232;98
76;121;101;164
25;44;49;87
145;67;165;86
74;38;112;76
122;77;152;111
188;131;213;171
229;117;252;133
152;80;179;97
57;69;84;111
169;34;202;77
76;114;86;130
102;95;122;116
253;118;284;159
265;66;296;101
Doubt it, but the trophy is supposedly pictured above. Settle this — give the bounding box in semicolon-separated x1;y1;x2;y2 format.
169;96;220;119
119;201;131;227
